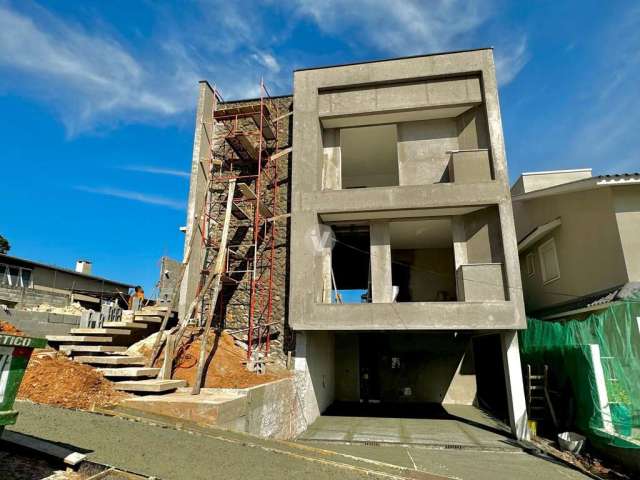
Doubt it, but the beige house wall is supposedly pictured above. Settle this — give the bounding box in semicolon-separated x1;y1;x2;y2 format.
613;186;640;281
515;188;629;311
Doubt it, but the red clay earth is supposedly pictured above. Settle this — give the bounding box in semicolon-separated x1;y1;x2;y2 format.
18;352;128;410
0;320;24;335
154;329;290;389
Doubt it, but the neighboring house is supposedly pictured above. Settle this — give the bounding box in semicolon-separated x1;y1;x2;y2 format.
511;169;640;318
289;49;529;439
0;253;133;309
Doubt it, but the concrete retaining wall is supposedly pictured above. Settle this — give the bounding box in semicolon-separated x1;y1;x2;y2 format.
0;309;80;336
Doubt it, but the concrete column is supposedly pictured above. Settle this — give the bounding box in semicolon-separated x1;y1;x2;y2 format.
320;225;333;304
179;81;217;319
322;128;341;190
452;216;468;300
500;330;530;441
370;222;393;303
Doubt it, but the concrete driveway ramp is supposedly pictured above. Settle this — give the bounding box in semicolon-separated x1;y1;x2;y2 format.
299;405;518;452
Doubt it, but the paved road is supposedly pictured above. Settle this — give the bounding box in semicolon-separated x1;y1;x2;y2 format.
8;401;590;480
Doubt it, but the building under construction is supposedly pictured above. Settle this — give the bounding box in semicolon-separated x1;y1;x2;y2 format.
177;48;530;440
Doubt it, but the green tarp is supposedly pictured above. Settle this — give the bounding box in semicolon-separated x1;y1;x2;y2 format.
520;300;640;448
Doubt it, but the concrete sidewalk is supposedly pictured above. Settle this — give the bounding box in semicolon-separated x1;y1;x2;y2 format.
8;401;591;480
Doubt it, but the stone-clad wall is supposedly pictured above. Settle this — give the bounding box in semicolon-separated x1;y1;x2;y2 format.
210;95;293;363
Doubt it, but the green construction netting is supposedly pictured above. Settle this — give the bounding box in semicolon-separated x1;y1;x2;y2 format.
519;299;640;449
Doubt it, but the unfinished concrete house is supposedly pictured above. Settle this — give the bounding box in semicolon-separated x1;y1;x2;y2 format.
173;49;529;440
289;49;529;439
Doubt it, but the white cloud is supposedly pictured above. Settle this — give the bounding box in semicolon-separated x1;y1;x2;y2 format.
0;5;199;135
75;186;185;210
292;0;489;54
290;0;527;85
118;165;190;178
494;37;529;86
0;1;529;134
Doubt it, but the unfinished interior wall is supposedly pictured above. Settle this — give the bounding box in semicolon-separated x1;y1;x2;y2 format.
397;119;459;185
340;125;399;188
392;249;456;302
334;332;476;405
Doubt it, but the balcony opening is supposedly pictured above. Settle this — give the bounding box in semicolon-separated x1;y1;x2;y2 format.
331;227;370;303
390;219;457;302
340;125;399;189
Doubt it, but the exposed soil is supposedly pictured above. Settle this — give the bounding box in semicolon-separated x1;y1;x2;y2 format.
152;329;290;389
0;320;24;336
18;352;129;410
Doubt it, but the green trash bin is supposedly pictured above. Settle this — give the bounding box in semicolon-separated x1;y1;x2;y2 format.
0;333;47;430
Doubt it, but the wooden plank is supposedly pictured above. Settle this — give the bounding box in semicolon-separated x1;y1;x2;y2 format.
238;183;256;200
192;179;237;395
269;146;292;162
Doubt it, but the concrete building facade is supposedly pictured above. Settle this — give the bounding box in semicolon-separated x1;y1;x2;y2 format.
289;49;529;439
512;169;640;316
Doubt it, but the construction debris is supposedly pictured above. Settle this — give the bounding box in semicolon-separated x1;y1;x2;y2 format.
23;303;86;316
18;351;129;410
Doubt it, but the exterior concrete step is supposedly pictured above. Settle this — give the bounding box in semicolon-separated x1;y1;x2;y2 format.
60;345;127;354
135;311;164;318
133;315;162;324
46;335;112;344
114;379;187;393
75;355;146;366
70;328;132;336
97;367;160;378
103;322;148;329
144;306;170;312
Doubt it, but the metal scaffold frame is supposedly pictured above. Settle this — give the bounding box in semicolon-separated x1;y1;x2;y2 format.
148;79;287;394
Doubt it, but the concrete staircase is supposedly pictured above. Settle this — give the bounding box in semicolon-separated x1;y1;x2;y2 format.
46;306;186;394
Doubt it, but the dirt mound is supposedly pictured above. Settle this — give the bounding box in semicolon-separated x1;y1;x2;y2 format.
18;353;128;410
0;321;24;336
155;330;290;389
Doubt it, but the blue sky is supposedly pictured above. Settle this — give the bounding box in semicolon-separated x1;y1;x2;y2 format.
1;0;639;294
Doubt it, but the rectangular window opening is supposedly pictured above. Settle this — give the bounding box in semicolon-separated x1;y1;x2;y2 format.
390;219;457;302
331;227;371;303
340;125;399;189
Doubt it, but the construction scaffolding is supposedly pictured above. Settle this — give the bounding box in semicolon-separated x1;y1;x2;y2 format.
148;80;290;393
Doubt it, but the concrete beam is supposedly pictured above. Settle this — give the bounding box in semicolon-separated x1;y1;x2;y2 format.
290;302;519;330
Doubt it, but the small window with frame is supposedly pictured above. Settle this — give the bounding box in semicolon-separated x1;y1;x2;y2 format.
538;238;560;284
525;253;535;277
